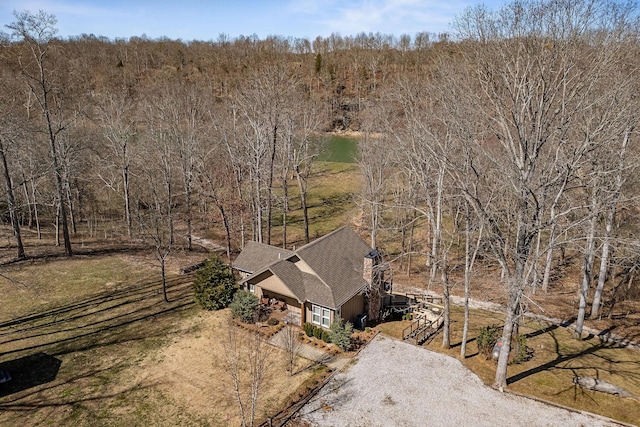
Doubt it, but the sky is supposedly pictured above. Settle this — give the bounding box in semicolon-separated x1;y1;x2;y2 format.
0;0;507;42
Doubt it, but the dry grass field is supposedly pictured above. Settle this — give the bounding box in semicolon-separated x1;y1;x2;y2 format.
0;242;325;426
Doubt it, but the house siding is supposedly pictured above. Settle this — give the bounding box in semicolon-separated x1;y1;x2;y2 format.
339;293;365;324
305;302;335;329
247;272;297;300
293;259;314;275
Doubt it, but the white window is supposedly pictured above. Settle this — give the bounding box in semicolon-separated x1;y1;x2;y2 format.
248;283;255;293
312;305;331;328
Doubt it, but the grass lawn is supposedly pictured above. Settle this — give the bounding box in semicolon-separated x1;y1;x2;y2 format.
0;250;320;426
269;160;362;247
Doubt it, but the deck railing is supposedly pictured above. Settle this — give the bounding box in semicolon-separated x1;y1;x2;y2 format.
402;317;427;340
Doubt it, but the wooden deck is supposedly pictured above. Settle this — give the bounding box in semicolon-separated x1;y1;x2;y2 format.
399;298;445;345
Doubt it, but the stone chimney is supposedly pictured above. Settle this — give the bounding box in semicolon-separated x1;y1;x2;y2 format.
363;249;383;323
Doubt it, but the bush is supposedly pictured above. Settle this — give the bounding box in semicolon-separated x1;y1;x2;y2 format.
321;330;330;343
193;255;236;310
267;317;279;326
513;334;529;364
303;322;315;337
328;318;353;351
477;325;501;359
313;325;323;339
229;291;259;323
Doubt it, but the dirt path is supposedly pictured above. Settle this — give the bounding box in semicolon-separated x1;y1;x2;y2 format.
191;235;226;253
395;283;640;350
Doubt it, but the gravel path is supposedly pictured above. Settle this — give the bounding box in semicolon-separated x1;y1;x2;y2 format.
296;334;628;427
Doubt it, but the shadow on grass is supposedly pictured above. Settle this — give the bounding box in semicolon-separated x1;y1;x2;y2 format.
0;353;62;397
523;323;559;340
506;328;619;386
0;244;151;267
0;274;196;362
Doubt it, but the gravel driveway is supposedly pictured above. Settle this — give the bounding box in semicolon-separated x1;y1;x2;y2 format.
296;334;627;427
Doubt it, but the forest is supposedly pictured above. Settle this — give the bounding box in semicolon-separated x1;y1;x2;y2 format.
1;0;639;390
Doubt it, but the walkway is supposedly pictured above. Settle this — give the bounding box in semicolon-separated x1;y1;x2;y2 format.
269;327;334;365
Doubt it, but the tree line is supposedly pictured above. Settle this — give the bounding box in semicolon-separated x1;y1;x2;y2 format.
1;0;639;388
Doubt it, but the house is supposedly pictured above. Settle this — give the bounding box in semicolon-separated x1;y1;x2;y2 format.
233;226;385;328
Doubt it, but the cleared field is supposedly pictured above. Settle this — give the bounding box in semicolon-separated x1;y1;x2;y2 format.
0;251;319;426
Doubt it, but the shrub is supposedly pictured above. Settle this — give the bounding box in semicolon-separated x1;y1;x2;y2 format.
267;317;279;326
321;330;330;343
328;318;353;351
477;325;500;359
303;322;315;337
513;334;529;364
193;255;236;310
229;291;259;323
313;325;323;339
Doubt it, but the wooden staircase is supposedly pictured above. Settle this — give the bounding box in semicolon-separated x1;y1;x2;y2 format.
402;314;444;345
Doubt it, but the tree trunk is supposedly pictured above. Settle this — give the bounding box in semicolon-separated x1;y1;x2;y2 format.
216;201;232;262
591;205;614;319
50;133;72;256
541;222;557;293
441;257;451;349
123;164;132;238
295;166;310;244
460;202;478;358
575;210;597;339
65;177;77;234
407;212;415;276
430;164;445;283
55;201;60;247
31;180;41;239
40;49;71;255
254;173;263;243
266;125;278;245
0;141;25;259
494;286;519;389
186;189;193;251
591;128;630;319
282;167;289;248
21;176;32;229
161;256;169;303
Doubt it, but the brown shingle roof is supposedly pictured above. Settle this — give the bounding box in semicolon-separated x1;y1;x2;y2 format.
235;226;373;309
268;260;306;302
232;241;293;274
295;227;372;308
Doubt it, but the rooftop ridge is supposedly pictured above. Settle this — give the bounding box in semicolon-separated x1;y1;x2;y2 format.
292;225;350;255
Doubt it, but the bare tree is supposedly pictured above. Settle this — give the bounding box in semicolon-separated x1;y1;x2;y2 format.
8;10;73;256
0;72;25;258
460;198;483;358
591;124;637;319
137;158;174;303
281;324;302;375
357;132;391;249
219;319;273;427
453;0;639;388
284;94;324;245
235;65;297;245
95;89;137;238
0;136;25;258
